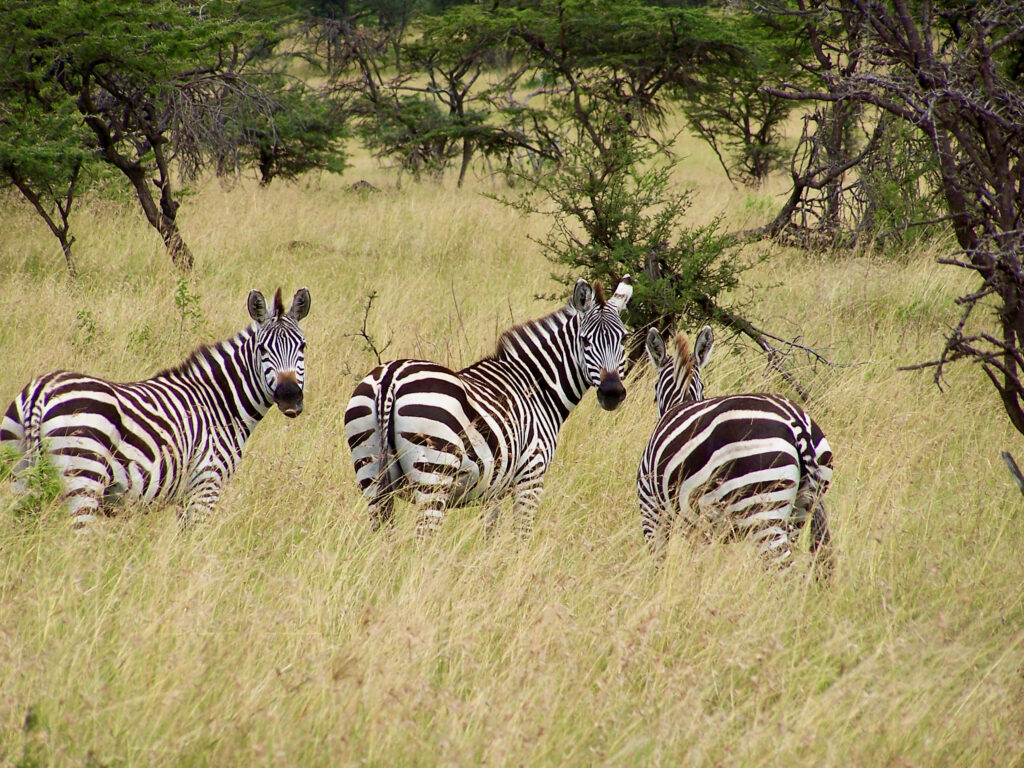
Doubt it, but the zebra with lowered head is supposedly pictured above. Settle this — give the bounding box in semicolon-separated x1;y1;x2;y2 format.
1;287;310;528
637;326;833;568
344;276;633;537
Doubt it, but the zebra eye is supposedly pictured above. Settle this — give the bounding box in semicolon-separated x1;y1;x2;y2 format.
298;341;307;352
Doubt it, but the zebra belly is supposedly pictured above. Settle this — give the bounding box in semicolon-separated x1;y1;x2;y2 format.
42;410;184;506
106;448;182;504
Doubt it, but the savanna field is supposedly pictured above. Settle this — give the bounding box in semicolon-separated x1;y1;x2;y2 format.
1;136;1023;767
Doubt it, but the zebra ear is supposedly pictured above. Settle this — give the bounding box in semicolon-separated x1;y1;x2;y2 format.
607;275;634;314
287;287;311;322
645;328;668;369
693;325;714;369
571;279;594;313
248;290;269;323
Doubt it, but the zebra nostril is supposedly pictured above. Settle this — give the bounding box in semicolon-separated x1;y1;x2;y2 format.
278;398;303;418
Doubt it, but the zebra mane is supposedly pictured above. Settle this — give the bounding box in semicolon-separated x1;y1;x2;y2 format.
151;328;250;381
673;331;695;394
594;281;606;305
151;342;220;381
489;305;573;361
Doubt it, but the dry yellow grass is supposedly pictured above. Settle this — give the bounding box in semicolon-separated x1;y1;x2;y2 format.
1;135;1023;767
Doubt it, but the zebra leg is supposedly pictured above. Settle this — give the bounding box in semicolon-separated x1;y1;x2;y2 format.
369;491;395;532
411;484;450;537
49;455;111;529
1;400;30;480
795;479;834;579
646;526;670;562
512;478;544;539
480;500;501;538
31;430;113;528
181;471;224;528
349;427;396;532
809;500;834;580
639;498;670;561
738;507;795;567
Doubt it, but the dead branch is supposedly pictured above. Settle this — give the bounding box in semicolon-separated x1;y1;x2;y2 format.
1002;451;1024;497
345;291;393;365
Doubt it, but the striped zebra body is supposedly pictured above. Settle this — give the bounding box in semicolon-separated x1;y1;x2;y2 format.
637;327;833;566
345;277;633;536
1;288;310;527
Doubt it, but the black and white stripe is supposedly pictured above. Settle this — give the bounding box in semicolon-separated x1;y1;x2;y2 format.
1;288;310;527
344;277;633;536
637;327;833;566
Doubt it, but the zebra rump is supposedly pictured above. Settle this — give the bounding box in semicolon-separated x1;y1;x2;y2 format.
1;287;310;528
638;327;833;568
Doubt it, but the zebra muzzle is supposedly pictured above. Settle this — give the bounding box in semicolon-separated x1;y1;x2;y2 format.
596;371;626;411
274;375;304;418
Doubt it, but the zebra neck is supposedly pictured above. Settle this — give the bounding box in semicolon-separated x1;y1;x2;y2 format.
493;308;587;420
158;328;272;432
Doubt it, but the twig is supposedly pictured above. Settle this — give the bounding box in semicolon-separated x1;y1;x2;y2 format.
344;291;393;365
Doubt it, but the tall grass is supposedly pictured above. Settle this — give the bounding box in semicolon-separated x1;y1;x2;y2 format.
1;137;1023;767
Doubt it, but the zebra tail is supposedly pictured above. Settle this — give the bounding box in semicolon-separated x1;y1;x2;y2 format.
375;365;400;496
809;501;834;581
1;381;47;478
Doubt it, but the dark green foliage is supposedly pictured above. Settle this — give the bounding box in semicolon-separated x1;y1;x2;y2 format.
679;9;813;184
215;81;350;185
358;95;459;179
505;121;743;356
485;0;748;351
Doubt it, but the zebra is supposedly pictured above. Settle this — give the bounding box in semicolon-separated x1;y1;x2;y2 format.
1;287;310;528
637;326;833;568
344;276;633;537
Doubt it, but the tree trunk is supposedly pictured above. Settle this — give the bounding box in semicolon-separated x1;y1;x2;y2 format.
79;92;194;272
6;168;77;278
457;137;473;188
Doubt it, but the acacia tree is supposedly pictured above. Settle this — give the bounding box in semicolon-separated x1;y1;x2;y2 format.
401;8;560;187
680;9;814;185
1;0;347;272
769;0;1024;433
0;95;107;277
319;5;559;185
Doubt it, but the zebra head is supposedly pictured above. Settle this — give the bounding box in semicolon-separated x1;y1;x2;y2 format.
571;275;633;411
247;287;311;418
645;325;714;416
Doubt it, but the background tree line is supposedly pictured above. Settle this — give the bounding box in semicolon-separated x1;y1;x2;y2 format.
3;0;1024;437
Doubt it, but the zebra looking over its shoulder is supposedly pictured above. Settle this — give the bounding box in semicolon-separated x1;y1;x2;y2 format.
637;326;833;569
1;287;311;528
344;276;633;537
